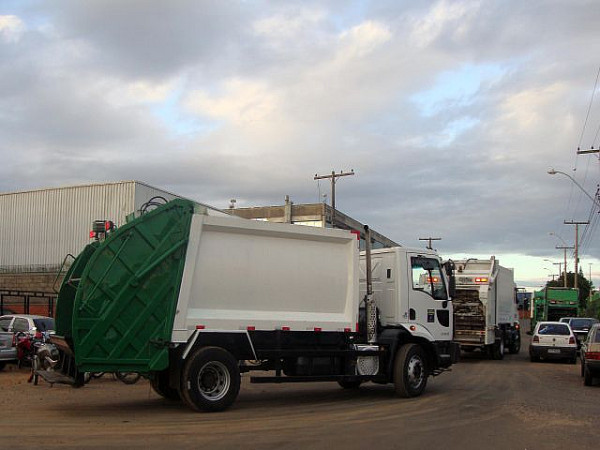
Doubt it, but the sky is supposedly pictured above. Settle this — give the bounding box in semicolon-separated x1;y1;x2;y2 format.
1;0;600;289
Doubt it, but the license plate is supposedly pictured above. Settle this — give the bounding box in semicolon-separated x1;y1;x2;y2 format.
547;348;560;354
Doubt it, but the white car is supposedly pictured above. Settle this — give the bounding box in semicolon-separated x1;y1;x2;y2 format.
529;321;577;364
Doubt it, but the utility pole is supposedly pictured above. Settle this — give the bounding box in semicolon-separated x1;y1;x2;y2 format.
564;220;589;289
556;245;574;288
314;170;354;228
419;237;441;250
590;263;594;305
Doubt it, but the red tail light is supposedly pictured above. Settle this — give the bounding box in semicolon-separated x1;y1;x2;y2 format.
569;336;575;345
585;351;600;360
34;331;42;339
12;334;16;346
533;335;539;343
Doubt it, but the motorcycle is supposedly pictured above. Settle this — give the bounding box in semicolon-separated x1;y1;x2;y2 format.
16;331;59;385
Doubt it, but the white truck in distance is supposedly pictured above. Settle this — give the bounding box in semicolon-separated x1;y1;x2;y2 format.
48;199;460;412
452;257;521;359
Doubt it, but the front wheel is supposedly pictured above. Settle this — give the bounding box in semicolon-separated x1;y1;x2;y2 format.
394;344;428;398
180;347;241;412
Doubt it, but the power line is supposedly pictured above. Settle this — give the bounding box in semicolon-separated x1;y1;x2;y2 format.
577;64;600;150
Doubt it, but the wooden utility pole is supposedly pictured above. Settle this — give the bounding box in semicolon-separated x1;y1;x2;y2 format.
564;220;589;289
556;245;574;288
314;170;354;227
419;237;441;250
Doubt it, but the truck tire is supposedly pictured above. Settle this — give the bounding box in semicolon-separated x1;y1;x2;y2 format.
583;365;593;386
490;339;504;360
338;380;362;389
180;346;240;412
393;344;428;398
508;335;521;354
151;369;181;401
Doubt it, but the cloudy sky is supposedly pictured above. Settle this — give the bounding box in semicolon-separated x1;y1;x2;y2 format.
1;0;600;288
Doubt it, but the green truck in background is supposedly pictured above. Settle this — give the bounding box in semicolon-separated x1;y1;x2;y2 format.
531;287;579;332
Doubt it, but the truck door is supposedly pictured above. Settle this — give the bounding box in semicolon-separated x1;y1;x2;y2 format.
407;254;452;341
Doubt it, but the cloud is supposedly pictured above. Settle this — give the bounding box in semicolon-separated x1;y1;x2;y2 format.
1;1;600;286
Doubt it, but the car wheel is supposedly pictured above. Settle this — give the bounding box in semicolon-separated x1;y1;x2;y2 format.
491;339;504;360
581;360;585;377
584;365;593;386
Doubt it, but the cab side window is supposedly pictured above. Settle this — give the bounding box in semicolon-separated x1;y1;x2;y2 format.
411;257;448;300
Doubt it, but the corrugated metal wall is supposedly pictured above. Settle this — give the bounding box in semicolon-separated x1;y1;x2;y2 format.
0;181;183;272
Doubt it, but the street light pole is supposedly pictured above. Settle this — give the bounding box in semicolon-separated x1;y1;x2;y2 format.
547;168;600;209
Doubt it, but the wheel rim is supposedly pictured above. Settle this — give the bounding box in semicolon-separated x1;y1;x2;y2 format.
499;339;504;355
197;361;231;401
407;355;425;390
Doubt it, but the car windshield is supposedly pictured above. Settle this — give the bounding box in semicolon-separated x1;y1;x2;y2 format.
570;319;596;330
538;323;570;336
33;318;55;332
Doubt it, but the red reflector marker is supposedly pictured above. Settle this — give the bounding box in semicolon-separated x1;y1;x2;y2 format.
350;230;361;240
410;325;417;331
89;231;96;239
247;326;255;331
282;326;290;331
195;325;205;330
314;327;322;332
344;327;351;333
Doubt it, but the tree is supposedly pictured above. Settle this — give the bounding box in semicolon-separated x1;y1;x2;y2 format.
546;271;594;310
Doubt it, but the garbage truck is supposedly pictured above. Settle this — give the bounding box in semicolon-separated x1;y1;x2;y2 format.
452;257;520;359
44;199;460;412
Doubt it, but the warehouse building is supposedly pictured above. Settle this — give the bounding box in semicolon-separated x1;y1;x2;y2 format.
0;181;218;314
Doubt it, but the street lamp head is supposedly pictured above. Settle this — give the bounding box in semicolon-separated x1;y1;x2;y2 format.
547;168;557;175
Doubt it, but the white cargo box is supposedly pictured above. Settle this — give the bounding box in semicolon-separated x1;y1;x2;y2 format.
171;214;359;341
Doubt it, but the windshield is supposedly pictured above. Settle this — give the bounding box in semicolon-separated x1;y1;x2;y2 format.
570;319;597;330
33;318;55;332
537;323;570;336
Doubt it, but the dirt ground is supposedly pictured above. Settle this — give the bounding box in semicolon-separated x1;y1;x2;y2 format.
1;334;599;450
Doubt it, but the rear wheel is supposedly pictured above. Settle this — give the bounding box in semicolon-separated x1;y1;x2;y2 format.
151;369;181;401
394;344;428;398
584;365;593;386
508;335;521;354
180;347;240;412
338;380;362;389
491;339;504;360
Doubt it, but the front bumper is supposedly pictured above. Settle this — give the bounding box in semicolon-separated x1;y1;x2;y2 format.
529;344;577;360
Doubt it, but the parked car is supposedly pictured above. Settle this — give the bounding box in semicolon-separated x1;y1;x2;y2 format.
565;318;599;348
0;315;55;370
580;323;600;386
529;321;577;363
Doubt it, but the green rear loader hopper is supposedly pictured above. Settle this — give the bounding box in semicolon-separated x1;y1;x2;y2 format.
50;199;195;382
